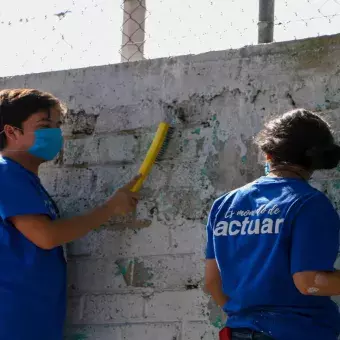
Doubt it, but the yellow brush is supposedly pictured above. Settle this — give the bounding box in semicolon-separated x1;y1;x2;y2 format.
131;122;173;192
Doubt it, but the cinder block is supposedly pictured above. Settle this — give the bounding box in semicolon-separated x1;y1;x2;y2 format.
138;126;214;163
145;290;209;321
62;110;99;137
169;158;211;189
63;135;138;165
67;296;85;324
53;168;95;197
155;189;213;221
65;323;181;340
92;165;138;198
121;323;181;340
63;137;99;165
67;258;128;293
139;162;172;191
54;196;92;218
65;325;122;340
67;220;171;258
131;254;204;289
94;104;162;134
97;135;138;163
182;321;219;340
38;167;59;194
68;254;204;291
170;219;206;255
82;294;144;323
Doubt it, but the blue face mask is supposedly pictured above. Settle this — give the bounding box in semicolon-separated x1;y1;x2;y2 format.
28;128;63;161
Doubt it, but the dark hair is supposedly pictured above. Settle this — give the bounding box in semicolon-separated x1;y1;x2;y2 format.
0;89;66;150
255;108;340;170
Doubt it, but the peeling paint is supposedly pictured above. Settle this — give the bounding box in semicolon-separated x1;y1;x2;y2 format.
208;298;226;330
66;333;88;340
201;168;208;177
192;128;201;135
211;315;223;329
115;259;134;285
132;259;154;287
333;180;340;190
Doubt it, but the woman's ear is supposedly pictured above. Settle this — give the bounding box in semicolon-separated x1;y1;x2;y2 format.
266;154;272;162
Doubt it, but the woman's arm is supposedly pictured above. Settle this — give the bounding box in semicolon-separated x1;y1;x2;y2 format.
205;259;229;307
290;193;340;297
204;200;229;307
293;270;340;296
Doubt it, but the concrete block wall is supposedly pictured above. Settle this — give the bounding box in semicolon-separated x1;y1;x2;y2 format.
2;33;340;339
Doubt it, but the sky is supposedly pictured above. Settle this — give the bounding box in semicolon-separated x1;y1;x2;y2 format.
0;0;340;77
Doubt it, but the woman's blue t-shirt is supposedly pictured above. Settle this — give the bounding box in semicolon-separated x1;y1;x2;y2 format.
0;156;66;340
206;176;340;340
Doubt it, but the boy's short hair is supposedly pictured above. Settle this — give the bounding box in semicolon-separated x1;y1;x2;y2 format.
0;89;67;149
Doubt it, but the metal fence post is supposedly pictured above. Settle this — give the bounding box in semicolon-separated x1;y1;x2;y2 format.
120;0;146;62
258;0;275;43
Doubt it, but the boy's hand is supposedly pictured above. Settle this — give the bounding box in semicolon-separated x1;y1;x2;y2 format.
106;175;141;216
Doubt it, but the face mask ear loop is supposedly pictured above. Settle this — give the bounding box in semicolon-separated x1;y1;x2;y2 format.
264;162;270;175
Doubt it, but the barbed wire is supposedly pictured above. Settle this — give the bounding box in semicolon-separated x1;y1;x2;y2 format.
274;0;340;41
1;0;340;77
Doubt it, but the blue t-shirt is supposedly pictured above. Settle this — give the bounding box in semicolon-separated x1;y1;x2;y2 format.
206;176;340;340
0;156;66;340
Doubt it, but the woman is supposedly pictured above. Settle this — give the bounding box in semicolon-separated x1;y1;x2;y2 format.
205;109;340;340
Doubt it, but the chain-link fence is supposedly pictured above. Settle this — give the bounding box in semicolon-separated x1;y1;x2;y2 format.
120;0;147;62
120;0;340;62
274;0;340;42
121;0;257;62
1;0;340;77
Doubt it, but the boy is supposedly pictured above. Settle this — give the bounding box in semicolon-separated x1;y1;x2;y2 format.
0;89;140;340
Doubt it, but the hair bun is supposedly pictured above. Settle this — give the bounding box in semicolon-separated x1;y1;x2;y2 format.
305;144;340;170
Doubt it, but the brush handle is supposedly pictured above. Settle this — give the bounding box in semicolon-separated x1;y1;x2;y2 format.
131;122;170;192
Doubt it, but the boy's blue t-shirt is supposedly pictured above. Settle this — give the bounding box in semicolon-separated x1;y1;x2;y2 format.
206;176;340;340
0;156;66;340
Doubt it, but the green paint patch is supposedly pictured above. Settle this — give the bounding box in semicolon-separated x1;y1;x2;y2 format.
117;265;128;275
333;180;340;190
211;315;223;329
212;114;217;121
315;103;330;112
201;168;208;177
192;128;201;135
115;260;134;276
66;333;88;340
241;156;247;164
183;139;189;146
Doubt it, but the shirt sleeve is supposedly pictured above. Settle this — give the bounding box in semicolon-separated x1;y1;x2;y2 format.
206;201;217;259
0;177;50;222
290;192;340;275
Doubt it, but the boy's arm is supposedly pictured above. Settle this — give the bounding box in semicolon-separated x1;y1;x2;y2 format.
8;176;140;249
